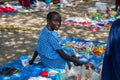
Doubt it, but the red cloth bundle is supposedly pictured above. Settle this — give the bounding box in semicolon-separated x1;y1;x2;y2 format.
4;7;16;12
0;8;4;13
0;7;16;13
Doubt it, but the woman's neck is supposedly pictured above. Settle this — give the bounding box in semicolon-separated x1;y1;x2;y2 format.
47;25;54;31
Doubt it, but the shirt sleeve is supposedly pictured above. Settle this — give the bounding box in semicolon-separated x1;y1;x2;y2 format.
47;34;62;50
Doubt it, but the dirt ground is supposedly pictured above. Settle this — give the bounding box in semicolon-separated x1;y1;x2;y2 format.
0;0;114;66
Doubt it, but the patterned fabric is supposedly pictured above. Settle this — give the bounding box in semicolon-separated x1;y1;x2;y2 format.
35;27;67;69
116;0;120;6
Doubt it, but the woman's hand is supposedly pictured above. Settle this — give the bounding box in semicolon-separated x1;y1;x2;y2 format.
29;51;38;65
85;63;94;70
29;60;34;65
74;62;94;70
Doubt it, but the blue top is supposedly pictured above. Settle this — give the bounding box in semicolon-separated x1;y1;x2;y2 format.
35;27;67;69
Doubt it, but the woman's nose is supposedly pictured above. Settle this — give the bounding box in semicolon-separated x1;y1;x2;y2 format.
57;21;61;25
54;22;59;26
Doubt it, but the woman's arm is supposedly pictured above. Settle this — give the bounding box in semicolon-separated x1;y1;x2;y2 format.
29;51;38;65
57;49;86;65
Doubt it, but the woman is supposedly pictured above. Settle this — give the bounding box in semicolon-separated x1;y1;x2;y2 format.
29;11;89;69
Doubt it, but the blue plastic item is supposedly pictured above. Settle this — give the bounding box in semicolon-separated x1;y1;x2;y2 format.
45;0;51;4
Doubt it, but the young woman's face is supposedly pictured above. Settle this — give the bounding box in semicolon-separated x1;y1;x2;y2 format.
48;16;61;31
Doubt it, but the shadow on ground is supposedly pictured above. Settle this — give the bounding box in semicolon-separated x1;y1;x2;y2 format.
0;0;113;65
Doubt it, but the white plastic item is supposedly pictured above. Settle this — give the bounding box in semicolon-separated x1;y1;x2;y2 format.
35;0;40;8
87;7;97;13
20;56;29;67
35;1;47;8
95;2;107;13
60;0;69;4
28;76;52;80
28;55;41;64
92;0;99;1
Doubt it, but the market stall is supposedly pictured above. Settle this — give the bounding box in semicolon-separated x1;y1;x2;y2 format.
62;2;120;32
0;37;106;80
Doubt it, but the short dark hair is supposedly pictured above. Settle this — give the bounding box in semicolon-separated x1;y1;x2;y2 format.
47;11;61;21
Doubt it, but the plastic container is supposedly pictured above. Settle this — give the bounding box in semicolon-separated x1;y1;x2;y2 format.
20;56;29;67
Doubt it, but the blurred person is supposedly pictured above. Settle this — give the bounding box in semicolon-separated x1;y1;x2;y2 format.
102;19;120;80
115;0;120;11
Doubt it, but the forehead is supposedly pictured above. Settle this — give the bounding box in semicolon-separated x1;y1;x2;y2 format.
51;15;61;21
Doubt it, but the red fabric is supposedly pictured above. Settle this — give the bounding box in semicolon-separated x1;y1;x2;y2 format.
19;0;30;7
0;7;16;13
53;0;60;3
0;8;4;13
106;7;110;14
116;0;120;6
2;7;16;12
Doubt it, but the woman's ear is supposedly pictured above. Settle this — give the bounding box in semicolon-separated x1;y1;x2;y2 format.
47;20;50;25
47;22;50;26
